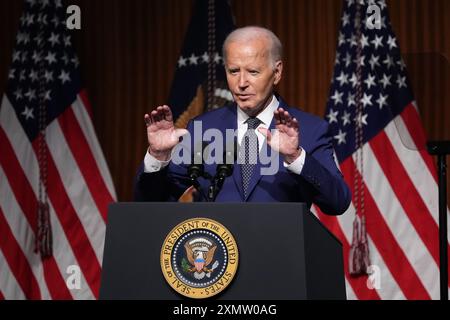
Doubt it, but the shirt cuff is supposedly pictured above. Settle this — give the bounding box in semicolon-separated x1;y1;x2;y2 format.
143;150;171;173
283;148;306;175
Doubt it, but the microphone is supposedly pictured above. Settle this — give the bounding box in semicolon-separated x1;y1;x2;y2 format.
187;147;204;180
208;140;237;201
187;141;209;201
216;142;236;179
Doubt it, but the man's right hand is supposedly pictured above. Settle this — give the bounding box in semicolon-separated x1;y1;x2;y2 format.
144;105;188;161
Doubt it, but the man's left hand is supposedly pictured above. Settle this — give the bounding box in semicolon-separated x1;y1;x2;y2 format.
258;107;301;164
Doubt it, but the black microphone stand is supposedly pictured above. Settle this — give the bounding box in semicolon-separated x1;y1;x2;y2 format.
187;163;210;202
187;141;236;202
207;163;233;202
207;142;237;201
427;140;450;300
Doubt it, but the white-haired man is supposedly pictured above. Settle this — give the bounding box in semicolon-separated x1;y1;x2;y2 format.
135;26;351;215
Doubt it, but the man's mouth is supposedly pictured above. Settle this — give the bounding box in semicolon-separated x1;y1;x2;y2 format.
236;94;253;100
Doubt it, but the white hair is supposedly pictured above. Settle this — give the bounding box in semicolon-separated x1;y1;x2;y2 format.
222;26;283;67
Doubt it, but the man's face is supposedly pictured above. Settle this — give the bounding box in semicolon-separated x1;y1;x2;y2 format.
224;38;283;117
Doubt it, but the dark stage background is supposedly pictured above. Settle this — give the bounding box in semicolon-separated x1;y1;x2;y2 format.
0;0;449;201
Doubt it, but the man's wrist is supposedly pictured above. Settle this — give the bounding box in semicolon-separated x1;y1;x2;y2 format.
144;150;171;173
148;147;171;161
284;147;302;164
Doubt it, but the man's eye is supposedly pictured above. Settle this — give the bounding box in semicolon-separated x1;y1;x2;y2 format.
229;69;238;74
249;70;259;75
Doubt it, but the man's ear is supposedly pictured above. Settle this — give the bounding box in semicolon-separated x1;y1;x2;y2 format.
273;60;283;85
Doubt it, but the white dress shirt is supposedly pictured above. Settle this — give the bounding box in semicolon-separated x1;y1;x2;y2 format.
144;95;306;174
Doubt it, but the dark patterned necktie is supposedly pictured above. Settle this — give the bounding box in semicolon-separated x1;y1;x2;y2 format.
240;117;262;198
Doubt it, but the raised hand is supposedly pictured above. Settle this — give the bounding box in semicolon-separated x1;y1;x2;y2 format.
144;105;188;161
258;107;302;164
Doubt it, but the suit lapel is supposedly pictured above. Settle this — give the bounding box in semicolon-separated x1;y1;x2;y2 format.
218;104;245;201
232;154;245;200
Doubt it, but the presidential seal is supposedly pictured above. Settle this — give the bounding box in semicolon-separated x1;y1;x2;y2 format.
160;218;239;299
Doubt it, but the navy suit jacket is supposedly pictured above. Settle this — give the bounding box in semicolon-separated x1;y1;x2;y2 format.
134;96;351;215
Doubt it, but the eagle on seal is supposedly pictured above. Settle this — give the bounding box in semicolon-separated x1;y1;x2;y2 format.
184;237;218;279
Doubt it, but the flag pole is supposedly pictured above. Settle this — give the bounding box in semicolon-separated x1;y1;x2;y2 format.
427;140;450;300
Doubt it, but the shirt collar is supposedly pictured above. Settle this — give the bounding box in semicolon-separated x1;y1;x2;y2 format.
236;95;279;127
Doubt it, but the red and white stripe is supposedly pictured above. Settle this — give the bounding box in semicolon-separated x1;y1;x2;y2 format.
0;91;116;300
315;102;450;299
0;249;26;300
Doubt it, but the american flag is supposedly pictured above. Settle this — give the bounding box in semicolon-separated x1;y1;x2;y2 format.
168;0;235;128
0;0;116;299
313;0;450;299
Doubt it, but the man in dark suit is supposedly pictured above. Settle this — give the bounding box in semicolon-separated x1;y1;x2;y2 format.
134;26;351;215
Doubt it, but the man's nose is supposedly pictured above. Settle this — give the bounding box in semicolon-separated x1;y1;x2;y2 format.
238;73;248;88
